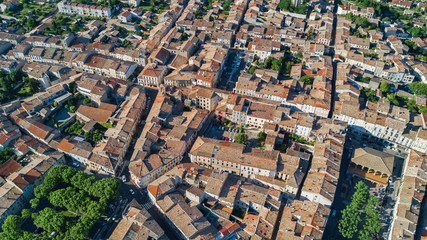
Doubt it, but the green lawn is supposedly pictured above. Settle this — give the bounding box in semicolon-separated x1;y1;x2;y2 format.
61;210;77;218
97;122;116;129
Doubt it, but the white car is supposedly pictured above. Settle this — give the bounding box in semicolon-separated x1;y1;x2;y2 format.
129;189;135;195
122;175;126;183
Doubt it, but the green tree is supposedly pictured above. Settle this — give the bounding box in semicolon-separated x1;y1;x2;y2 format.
52;117;59;128
234;133;248;144
2;215;21;233
84;130;103;143
299;75;314;85
380;81;390;93
53;101;58;107
21;209;31;218
338;181;380;239
30;198;40;209
352;181;369;206
83;98;91;105
409;82;427;95
22;77;40;94
295;51;303;59
360;77;371;83
257;131;267;141
338;203;361;239
34;208;66;233
68;82;77;94
69;105;77;113
247;65;257;74
405;97;418;113
0;215;29;240
49;187;90;213
70;24;79;33
34;184;51;199
71;171;90;190
388;93;400;106
88;178;120;200
360;195;381;240
60;165;77;183
65;121;84;135
0;147;17;164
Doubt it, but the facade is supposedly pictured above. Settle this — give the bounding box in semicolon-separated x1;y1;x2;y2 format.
57;1;112;18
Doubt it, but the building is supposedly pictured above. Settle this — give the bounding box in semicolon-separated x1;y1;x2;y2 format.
189;137;279;179
57;1;112;18
348;147;395;187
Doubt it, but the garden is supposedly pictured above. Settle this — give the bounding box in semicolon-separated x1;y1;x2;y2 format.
63;119;115;145
0;70;40;104
0;147;16;165
246;54;301;77
380;81;427;114
3;2;55;33
43;15;84;36
0;165;120;240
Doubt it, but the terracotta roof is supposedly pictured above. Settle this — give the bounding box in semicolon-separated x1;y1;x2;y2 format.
0;159;21;177
77;105;113;123
24;169;41;184
57;139;75;152
27;121;52;140
99;102;117;112
351;147;395;175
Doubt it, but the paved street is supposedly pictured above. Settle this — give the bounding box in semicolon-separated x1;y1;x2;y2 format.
217;49;246;91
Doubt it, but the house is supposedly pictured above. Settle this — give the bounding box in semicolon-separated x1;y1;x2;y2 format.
118;10;133;22
189;137;279;179
194;87;221;111
57;1;112;18
137;63;168;87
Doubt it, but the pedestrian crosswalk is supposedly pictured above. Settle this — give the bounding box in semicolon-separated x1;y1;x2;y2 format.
143;202;153;209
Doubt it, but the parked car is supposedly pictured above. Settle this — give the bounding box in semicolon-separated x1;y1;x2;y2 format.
122;175;126;183
129;189;135;195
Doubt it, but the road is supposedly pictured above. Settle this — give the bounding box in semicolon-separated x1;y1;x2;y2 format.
217;49;246;91
321;135;353;239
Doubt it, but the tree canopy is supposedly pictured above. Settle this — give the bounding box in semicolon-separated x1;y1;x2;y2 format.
235;133;248;144
0;70;39;103
257;131;267;142
34;208;66;233
409;82;427;96
380;81;390;93
5;165;120;240
299;75;314;85
338;181;380;239
278;0;308;14
0;215;34;240
64;120;84;136
0;147;17;165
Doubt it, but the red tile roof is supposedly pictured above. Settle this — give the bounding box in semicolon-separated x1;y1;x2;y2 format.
0;159;21;177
